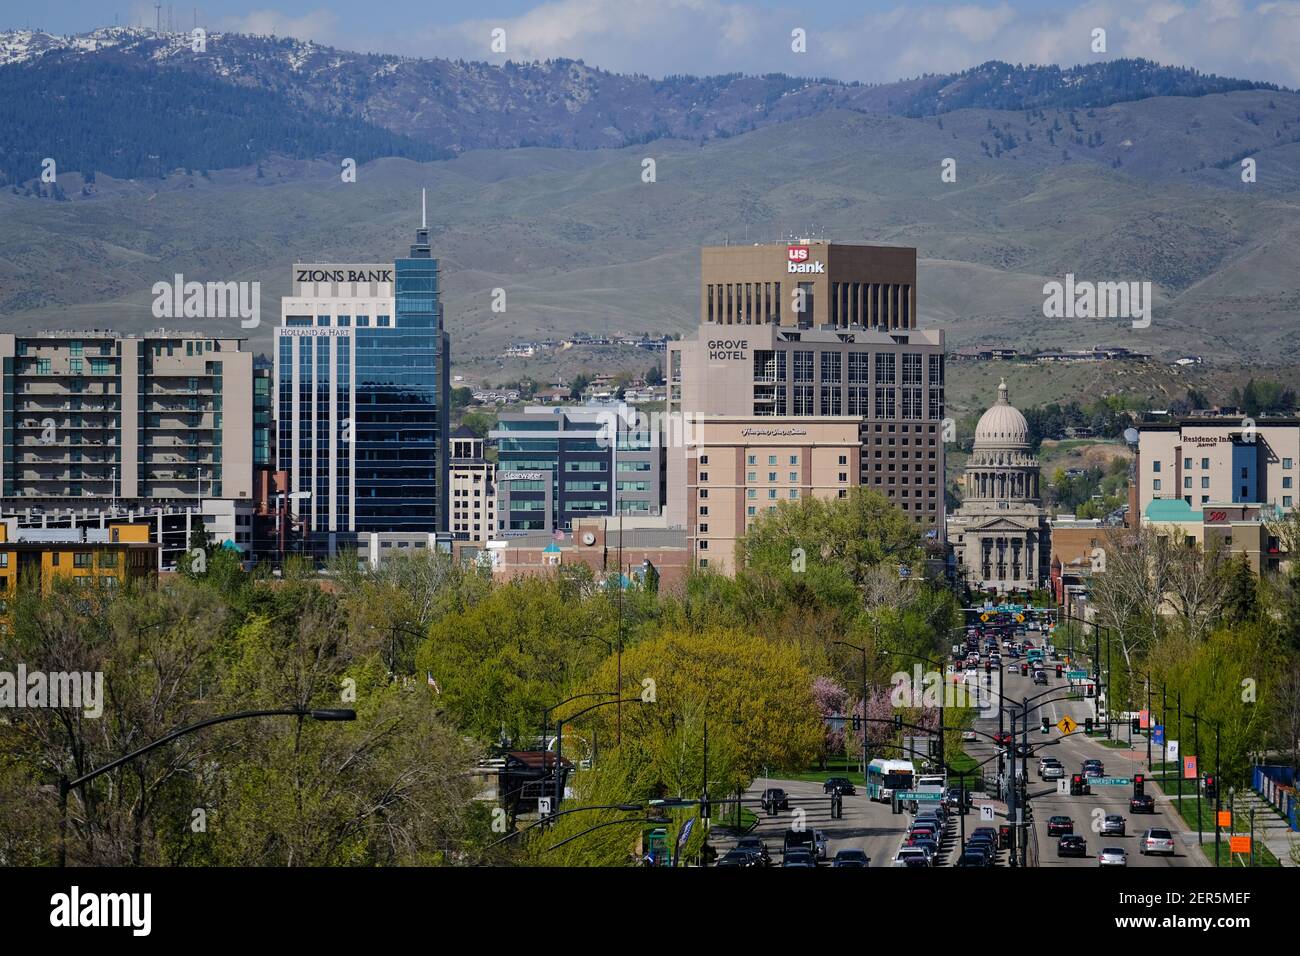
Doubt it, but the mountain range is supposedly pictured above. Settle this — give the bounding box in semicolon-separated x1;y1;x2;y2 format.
1;27;1299;376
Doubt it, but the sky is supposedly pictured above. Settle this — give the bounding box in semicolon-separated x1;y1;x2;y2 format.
5;0;1300;86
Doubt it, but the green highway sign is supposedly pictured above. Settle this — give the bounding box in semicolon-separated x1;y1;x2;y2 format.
896;791;944;801
1091;777;1132;786
1066;670;1088;680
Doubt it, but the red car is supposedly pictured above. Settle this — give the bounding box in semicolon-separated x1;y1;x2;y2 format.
1047;815;1074;836
993;732;1013;746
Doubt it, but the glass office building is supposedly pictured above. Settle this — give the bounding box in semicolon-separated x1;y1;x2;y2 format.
274;226;451;548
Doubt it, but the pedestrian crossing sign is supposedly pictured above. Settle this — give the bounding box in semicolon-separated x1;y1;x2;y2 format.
1056;715;1078;735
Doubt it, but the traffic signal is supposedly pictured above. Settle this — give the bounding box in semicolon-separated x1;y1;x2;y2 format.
1070;774;1085;796
701;791;711;819
1055;664;1063;678
1205;775;1217;800
893;714;903;731
1041;718;1050;735
891;793;902;815
851;714;861;731
1133;774;1144;797
1021;663;1028;676
1084;718;1094;734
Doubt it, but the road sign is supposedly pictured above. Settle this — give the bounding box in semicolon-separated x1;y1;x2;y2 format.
1230;835;1251;853
980;804;995;822
1056;715;1078;734
1066;670;1088;680
980;613;991;622
1153;724;1165;746
1091;777;1132;786
1217;810;1232;827
1015;613;1025;622
1057;779;1069;794
1183;755;1198;780
896;791;943;802
538;797;552;816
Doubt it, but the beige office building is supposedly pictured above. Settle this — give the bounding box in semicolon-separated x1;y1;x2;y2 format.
449;425;495;542
685;417;862;572
668;240;944;538
0;332;253;503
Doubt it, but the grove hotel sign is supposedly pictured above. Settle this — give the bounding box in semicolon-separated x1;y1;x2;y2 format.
741;427;808;437
708;339;748;361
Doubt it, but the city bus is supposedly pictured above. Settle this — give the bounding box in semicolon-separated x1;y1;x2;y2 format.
866;758;915;802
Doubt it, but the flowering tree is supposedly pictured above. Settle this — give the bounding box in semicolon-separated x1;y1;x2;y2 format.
812;676;849;766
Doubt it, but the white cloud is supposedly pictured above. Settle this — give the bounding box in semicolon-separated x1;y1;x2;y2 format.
226;1;1300;87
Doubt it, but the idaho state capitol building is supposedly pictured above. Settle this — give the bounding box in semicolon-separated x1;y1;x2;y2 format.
946;379;1050;591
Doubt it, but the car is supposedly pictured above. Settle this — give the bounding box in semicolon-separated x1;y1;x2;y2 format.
954;851;988;867
1084;766;1104;778
1057;835;1087;858
760;788;789;813
1140;828;1176;856
1041;763;1065;781
735;836;771;865
782;848;817;867
716;848;762;867
892;847;930;867
1098;846;1128;867
1014;742;1033;757
900;855;931;867
832;848;869;867
1038;756;1062;774
783;828;815;856
1082;759;1103;771
961;730;979;742
1047;815;1074;836
1130;794;1156;813
1101;814;1126;837
907;827;938;846
823;776;857;795
1033;670;1048;685
965;834;996;852
813;829;829;860
910;838;939;862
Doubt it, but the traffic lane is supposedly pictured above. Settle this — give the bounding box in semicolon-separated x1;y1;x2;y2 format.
1023;689;1196;868
724;777;909;867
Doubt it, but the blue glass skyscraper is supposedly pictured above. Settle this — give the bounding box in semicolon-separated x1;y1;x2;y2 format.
275;215;450;549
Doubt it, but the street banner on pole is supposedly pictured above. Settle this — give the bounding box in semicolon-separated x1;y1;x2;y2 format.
1183;755;1198;780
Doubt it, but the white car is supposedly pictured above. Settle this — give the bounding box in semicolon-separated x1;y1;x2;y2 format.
962;730;979;742
892;847;930;867
1098;847;1128;867
813;829;829;860
1041;763;1065;781
1139;828;1176;856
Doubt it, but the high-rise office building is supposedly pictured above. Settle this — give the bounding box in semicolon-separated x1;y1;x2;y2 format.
491;403;662;535
667;241;946;544
274;219;451;552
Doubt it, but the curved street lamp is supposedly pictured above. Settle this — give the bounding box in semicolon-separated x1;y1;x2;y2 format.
58;706;355;866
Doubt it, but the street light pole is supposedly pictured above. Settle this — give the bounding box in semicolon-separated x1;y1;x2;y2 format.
58;706;354;866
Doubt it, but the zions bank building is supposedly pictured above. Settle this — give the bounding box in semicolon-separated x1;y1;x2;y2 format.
273;226;450;551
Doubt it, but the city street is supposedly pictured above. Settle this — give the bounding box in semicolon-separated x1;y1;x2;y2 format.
972;661;1205;869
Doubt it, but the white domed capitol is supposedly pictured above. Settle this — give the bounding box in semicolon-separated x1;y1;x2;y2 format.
947;379;1050;594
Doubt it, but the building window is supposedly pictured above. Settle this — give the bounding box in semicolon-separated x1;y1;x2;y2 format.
1152;460;1161;473
1202;458;1210;469
699;472;708;482
1285;458;1294;469
1286;496;1294;508
747;455;756;466
789;472;798;482
1153;479;1162;491
699;540;708;550
74;552;93;568
839;455;848;465
789;455;798;466
747;489;756;500
1285;477;1293;489
699;455;709;466
1202;477;1210;488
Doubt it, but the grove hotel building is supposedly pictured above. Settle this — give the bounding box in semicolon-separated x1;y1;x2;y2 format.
668;241;945;541
685;417;862;572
